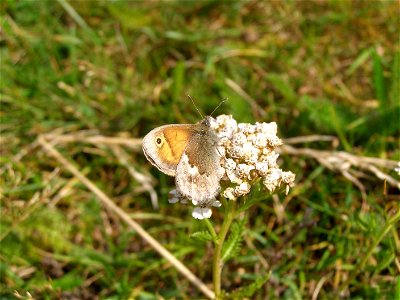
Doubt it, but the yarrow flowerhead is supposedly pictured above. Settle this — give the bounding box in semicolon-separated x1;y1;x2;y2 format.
168;114;295;219
211;115;295;197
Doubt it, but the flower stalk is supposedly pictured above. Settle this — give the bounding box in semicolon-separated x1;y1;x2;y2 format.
211;200;237;299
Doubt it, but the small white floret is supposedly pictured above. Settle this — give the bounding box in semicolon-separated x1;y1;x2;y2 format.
212;200;222;207
168;189;180;204
234;182;251;197
223;187;236;200
192;207;212;219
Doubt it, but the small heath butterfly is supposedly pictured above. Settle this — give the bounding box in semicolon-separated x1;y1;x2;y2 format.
142;116;224;206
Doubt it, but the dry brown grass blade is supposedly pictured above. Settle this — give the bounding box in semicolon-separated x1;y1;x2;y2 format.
283;135;338;145
280;145;400;190
225;78;267;118
48;173;86;207
43;132;142;150
311;273;331;300
37;135;215;299
110;145;159;210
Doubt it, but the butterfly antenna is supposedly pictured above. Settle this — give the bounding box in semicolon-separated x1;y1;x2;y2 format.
210;98;228;117
187;94;204;119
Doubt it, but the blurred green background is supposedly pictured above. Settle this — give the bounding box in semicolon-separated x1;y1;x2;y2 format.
1;1;399;299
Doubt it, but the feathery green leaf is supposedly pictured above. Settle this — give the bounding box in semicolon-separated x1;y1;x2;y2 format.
190;231;213;243
228;272;271;299
222;218;246;262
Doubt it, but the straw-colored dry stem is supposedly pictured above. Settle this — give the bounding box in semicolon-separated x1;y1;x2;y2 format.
38;135;215;299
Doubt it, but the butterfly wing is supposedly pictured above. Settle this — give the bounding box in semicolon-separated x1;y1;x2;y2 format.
142;124;194;176
175;125;224;205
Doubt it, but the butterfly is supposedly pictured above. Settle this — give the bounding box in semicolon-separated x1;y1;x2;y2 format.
142;116;224;206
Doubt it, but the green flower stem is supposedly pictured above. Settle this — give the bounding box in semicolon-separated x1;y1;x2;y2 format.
204;218;218;243
212;200;237;299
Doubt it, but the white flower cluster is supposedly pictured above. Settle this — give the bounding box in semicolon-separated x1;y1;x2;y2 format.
168;115;295;219
168;189;222;219
210;115;295;201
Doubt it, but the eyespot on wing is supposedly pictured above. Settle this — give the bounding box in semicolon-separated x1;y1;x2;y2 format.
142;124;194;176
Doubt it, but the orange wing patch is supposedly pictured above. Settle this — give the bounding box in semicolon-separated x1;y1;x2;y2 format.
157;125;193;166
